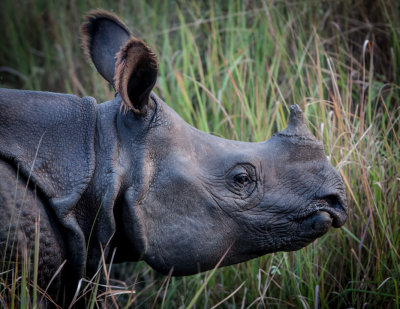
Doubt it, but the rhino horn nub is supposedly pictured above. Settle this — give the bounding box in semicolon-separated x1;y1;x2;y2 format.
275;105;317;140
287;105;308;133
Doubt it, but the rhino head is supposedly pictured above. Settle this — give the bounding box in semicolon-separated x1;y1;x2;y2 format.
76;10;348;276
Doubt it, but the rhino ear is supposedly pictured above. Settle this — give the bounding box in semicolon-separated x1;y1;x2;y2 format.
114;38;158;114
80;9;131;87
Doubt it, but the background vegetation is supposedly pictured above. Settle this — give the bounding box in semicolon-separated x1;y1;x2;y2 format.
0;0;399;307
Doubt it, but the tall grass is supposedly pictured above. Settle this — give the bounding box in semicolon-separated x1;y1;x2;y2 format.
1;0;399;307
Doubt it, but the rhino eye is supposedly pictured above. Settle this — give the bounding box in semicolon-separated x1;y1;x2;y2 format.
234;173;250;186
226;164;256;197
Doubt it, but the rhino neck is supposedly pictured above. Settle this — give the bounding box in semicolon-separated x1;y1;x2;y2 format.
77;98;124;271
81;97;148;271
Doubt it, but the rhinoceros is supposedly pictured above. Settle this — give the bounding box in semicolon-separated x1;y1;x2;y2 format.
0;9;347;303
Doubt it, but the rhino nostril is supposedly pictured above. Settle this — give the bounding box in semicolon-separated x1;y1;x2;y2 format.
323;194;340;209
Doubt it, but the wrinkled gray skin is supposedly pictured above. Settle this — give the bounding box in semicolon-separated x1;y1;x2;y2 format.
0;11;347;304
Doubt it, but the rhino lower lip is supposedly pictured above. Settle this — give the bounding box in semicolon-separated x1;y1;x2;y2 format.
309;211;332;230
297;210;333;236
297;208;343;228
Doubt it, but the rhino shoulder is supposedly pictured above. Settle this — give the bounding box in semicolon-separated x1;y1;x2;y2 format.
0;88;97;206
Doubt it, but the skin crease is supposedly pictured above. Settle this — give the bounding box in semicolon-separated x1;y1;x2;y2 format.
0;9;348;305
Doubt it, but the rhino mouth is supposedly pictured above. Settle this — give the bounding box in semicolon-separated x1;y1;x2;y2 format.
295;198;347;229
